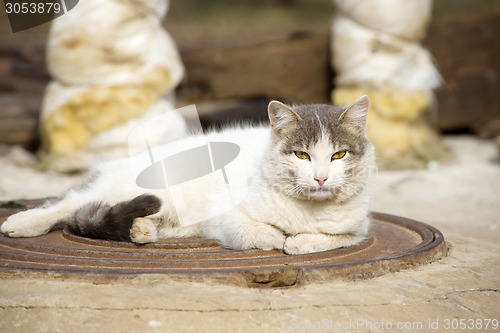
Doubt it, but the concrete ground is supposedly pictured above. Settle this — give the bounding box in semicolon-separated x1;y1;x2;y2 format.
0;135;499;332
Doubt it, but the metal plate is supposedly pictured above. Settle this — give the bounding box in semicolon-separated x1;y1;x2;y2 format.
0;199;446;287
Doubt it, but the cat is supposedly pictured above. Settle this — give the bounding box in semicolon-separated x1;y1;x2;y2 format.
0;96;375;255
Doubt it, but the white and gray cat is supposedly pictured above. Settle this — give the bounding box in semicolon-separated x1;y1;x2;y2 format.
1;96;375;254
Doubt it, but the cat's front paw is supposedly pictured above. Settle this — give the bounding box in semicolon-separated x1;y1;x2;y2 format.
1;211;50;238
284;233;357;254
284;234;326;255
235;222;286;251
284;234;307;255
130;217;158;244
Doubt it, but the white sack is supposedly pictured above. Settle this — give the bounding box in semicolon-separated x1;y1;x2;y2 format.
332;16;442;91
46;0;183;88
334;0;432;40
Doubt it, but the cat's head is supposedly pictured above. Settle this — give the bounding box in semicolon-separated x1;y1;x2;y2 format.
263;96;375;202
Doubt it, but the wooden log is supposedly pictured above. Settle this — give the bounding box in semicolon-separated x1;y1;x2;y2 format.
0;94;41;149
0;44;49;94
424;8;500;136
179;31;332;105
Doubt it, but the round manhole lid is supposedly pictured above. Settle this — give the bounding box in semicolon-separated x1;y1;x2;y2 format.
0;199;446;287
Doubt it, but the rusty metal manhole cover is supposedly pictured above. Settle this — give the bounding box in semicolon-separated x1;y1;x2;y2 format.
0;199;446;287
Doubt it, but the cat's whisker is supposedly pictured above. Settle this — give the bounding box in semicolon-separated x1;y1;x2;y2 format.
283;183;305;198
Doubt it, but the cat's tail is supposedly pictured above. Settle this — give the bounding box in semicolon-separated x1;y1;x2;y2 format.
68;194;162;242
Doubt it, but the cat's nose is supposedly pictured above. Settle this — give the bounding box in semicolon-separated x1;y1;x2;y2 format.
314;176;328;186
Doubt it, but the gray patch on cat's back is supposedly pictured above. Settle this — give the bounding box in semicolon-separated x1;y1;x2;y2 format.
75;170;101;192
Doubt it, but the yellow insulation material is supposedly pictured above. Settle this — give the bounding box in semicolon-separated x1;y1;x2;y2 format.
41;68;170;156
333;87;448;169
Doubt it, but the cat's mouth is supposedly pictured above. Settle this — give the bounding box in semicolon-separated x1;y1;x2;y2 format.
310;187;329;192
306;187;332;199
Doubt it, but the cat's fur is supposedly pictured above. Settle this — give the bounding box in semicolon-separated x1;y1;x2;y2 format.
1;96;375;254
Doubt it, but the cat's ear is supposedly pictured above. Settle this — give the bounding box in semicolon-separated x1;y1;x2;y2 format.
339;95;369;132
268;100;302;134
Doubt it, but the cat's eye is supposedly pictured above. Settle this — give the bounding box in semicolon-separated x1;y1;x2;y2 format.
294;151;310;160
332;151;347;160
